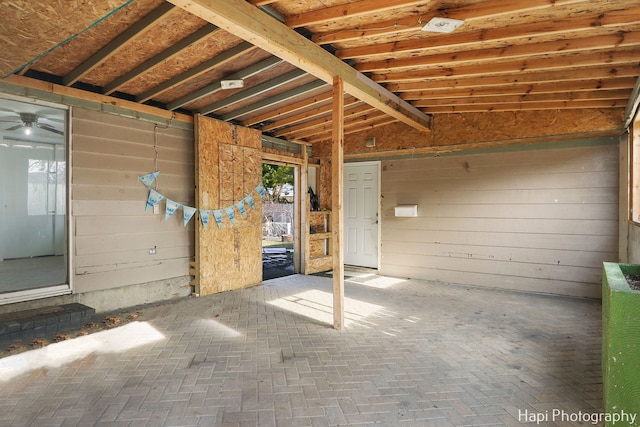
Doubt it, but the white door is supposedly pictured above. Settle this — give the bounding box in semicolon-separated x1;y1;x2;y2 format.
344;162;379;268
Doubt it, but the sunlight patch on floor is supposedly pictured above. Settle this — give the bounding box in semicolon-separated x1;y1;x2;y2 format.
268;289;385;327
346;274;407;289
194;318;242;338
0;321;165;381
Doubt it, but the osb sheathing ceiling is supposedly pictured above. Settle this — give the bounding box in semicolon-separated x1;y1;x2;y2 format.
1;0;639;148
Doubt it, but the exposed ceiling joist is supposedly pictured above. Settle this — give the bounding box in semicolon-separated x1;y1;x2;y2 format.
313;0;593;44
63;2;175;87
166;56;282;111
285;0;423;28
221;80;327;121
136;41;256;103
103;24;218;95
242;90;334;127
336;9;640;59
197;68;308;115
166;0;431;132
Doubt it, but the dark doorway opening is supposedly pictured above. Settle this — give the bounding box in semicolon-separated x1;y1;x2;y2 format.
262;163;295;280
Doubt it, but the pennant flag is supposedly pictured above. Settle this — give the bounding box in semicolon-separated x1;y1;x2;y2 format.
138;171;159;188
256;183;267;198
213;209;224;228
165;199;180;220
182;205;196;227
244;193;255;209
199;209;211;229
146;189;165;211
224;205;236;223
235;199;247;218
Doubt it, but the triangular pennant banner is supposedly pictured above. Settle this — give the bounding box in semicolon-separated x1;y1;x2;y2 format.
213;209;224;228
146;189;165;211
199;209;211;229
182;205;196;227
165;199;180;220
244;193;255;210
235;200;247;218
224;206;236;223
255;183;267;198
138;171;159;188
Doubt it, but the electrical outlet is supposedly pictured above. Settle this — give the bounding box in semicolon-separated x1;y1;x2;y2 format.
148;247;156;255
153;204;160;214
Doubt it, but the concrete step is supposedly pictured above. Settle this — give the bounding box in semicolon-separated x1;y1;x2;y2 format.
0;303;95;346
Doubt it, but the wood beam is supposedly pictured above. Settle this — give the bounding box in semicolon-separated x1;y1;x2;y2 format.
400;78;638;100
166;0;431;132
242;89;333;127
103;24;218;95
372;48;640;83
313;0;592;44
357;32;640;73
286;0;423;28
336;8;640;59
221;80;327;121
331;76;345;331
166;56;282;111
267;96;360;133
421;100;627;113
63;2;175;86
280;105;377;140
136;42;256;103
196;68;307;115
386;65;640;92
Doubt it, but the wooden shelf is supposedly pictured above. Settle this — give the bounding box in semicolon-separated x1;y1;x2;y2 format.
304;210;332;274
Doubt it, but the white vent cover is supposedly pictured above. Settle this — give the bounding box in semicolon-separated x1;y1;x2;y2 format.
394;205;418;217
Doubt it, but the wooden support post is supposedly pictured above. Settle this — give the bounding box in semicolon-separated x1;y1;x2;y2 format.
297;145;308;273
331;76;345;330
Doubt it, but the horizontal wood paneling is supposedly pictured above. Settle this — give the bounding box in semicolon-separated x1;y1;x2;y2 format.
72;108;194;293
380;141;618;298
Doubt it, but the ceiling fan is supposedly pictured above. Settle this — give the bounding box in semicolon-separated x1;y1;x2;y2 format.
0;112;64;135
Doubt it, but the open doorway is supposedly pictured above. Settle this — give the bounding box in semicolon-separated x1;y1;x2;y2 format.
261;163;295;280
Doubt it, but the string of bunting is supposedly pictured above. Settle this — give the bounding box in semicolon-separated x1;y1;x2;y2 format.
138;171;266;229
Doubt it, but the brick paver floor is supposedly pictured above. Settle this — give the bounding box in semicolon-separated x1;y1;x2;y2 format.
0;272;605;426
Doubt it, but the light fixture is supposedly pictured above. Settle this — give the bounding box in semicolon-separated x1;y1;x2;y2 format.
24;123;33;135
365;136;376;147
220;79;244;90
421;17;464;33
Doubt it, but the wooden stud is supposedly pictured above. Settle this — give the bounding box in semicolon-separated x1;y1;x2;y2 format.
331;76;345;331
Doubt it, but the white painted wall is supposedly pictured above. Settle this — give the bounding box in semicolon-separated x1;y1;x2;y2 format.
380;139;619;298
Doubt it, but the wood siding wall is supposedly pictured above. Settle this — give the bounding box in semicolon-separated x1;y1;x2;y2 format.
72;108;194;293
380;140;619;298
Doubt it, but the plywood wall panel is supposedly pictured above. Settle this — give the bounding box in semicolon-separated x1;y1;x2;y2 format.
195;115;262;296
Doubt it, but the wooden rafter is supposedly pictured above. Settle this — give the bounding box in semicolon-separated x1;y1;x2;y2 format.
103;24;218;95
241;89;333;127
386;65;640;92
197;68;308;115
221;80;327;121
136;42;256;103
400;78;638;100
312;0;595;44
357;32;640;73
421;99;627;113
166;56;282;110
263;95;359;133
166;0;431;132
285;0;424;28
336;8;640;59
63;3;175;86
372;48;640;83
